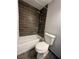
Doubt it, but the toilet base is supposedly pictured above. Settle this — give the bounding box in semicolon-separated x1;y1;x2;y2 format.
37;51;49;59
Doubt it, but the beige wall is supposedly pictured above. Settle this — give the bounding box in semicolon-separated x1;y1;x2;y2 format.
45;0;61;58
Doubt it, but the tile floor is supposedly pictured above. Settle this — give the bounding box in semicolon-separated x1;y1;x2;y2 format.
17;48;59;59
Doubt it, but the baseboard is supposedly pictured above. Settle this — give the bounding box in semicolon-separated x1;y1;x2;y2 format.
49;49;60;59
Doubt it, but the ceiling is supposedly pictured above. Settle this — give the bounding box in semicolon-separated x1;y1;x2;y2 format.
23;0;53;10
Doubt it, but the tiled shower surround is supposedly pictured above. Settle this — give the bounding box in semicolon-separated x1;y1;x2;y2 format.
19;0;47;37
19;0;40;36
38;6;48;37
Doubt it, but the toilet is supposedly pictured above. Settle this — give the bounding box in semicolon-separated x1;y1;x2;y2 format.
35;32;56;59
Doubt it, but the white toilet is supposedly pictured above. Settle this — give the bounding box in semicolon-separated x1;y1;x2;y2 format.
35;32;56;59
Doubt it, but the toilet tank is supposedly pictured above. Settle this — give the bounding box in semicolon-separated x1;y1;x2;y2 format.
45;32;56;45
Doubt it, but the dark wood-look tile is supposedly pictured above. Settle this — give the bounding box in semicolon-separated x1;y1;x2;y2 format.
19;0;40;36
38;5;48;37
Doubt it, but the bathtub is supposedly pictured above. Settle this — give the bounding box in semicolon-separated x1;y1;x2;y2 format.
17;34;41;55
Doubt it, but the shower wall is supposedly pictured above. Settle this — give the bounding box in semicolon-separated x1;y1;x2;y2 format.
19;0;40;36
38;6;48;37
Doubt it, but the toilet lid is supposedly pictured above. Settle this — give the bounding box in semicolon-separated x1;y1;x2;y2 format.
36;42;49;51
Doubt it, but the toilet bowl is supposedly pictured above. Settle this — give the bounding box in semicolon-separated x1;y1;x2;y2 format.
35;41;49;53
35;32;56;59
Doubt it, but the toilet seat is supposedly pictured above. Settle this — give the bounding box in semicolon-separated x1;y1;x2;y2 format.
35;42;49;53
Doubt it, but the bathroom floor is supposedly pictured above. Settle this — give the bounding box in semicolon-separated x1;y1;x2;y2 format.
17;48;59;59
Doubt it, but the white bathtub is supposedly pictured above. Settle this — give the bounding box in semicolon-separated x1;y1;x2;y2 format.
17;34;41;55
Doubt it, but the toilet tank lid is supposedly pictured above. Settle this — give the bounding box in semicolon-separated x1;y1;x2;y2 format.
45;32;56;38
